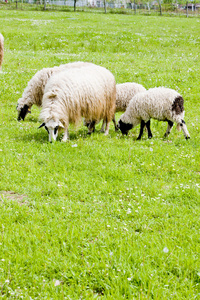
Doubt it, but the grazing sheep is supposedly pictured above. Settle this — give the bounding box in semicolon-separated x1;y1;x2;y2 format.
17;61;93;121
0;33;4;71
39;65;116;142
84;82;146;132
117;87;190;140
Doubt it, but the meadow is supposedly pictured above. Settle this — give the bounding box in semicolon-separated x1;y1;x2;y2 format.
0;9;200;299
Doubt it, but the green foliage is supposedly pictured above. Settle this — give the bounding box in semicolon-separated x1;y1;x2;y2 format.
0;10;200;299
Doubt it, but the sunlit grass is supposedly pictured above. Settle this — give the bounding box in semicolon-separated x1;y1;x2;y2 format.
0;10;199;299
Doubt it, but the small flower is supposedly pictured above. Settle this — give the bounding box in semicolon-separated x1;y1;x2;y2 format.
5;280;9;284
127;277;132;281
163;247;169;253
150;148;153;151
71;144;78;148
54;280;61;286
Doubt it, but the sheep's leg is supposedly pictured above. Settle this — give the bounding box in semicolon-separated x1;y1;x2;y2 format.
104;121;110;135
112;115;118;131
145;120;153;139
137;120;146;140
180;120;190;139
100;120;106;133
87;121;96;135
62;128;70;142
164;120;174;137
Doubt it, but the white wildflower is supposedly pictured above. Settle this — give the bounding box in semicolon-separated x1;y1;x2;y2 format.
54;280;61;286
163;247;169;253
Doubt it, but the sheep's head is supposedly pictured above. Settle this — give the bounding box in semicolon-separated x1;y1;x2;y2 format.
38;119;64;142
17;103;31;121
117;119;133;136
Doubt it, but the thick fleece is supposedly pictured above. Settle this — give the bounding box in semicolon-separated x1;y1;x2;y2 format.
118;87;190;139
39;64;116;142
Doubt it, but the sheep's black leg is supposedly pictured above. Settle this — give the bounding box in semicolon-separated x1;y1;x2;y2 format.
145;120;153;139
164;120;174;137
112;115;118;131
87;121;96;135
137;120;146;140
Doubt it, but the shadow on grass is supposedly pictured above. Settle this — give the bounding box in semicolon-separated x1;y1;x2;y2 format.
14;127;104;144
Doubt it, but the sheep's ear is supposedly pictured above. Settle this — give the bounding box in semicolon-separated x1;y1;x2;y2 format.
38;123;45;129
58;121;64;128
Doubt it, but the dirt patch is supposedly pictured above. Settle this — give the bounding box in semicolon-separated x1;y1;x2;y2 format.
0;191;29;206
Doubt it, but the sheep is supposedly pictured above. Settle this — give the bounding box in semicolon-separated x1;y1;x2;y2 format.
117;87;190;140
38;64;116;142
17;61;93;121
0;33;4;71
84;82;146;132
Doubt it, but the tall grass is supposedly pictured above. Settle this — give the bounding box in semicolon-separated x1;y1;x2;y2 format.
0;10;199;299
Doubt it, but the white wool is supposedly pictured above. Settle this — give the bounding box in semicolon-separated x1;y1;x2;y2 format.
119;87;190;139
84;82;146;131
0;33;4;71
116;82;146;112
39;64;116;140
17;61;93;112
121;87;184;126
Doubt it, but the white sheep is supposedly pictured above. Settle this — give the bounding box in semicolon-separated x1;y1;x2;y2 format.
17;61;93;121
84;82;146;132
0;33;4;71
117;87;190;140
39;64;116;142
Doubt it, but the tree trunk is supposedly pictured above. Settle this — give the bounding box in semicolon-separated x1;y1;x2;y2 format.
134;0;136;14
104;0;107;14
158;0;162;16
186;1;188;17
16;0;18;9
44;0;46;10
74;0;77;12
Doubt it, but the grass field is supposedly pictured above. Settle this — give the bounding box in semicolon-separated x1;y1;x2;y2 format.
0;9;200;299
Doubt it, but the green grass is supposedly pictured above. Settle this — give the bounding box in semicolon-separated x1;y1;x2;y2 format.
0;9;200;299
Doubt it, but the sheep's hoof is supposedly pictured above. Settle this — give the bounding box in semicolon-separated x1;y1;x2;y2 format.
87;132;92;135
115;127;119;132
185;136;190;140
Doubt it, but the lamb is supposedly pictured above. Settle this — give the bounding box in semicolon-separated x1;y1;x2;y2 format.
84;82;146;132
117;87;190;140
0;33;4;71
38;64;116;142
17;61;93;121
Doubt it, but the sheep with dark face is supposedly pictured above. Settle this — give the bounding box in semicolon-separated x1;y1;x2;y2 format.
17;62;93;121
118;87;190;140
39;64;116;142
0;33;4;71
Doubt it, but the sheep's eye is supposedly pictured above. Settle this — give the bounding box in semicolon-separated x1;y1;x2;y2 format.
54;126;59;135
44;126;49;133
